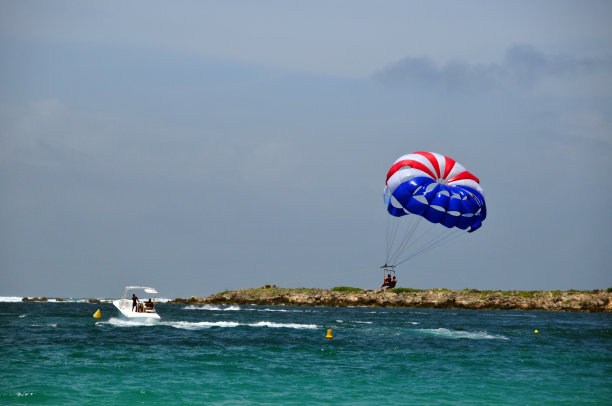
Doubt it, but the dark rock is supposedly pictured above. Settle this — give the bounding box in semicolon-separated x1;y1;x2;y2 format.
22;297;48;302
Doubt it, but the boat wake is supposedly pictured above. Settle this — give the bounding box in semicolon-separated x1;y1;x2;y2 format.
98;317;318;330
98;317;160;327
167;320;319;330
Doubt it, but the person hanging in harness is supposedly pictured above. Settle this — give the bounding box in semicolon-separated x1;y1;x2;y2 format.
380;273;391;289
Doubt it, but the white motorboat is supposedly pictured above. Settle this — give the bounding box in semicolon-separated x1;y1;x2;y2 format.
112;286;161;321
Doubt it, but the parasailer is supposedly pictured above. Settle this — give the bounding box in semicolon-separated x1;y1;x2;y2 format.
380;272;392;289
382;151;486;277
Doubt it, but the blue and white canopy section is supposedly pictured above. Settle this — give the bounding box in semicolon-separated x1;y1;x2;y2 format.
384;151;486;232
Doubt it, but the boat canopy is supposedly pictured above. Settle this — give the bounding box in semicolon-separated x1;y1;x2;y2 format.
121;286;158;299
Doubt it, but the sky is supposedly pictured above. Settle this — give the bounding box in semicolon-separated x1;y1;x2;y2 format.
1;1;611;298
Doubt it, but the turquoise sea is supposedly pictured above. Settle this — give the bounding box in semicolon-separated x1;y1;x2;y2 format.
1;300;611;405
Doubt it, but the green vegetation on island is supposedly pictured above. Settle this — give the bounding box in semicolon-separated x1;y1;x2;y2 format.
331;286;364;293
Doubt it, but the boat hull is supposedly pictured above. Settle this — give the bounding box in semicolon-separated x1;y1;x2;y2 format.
112;299;161;321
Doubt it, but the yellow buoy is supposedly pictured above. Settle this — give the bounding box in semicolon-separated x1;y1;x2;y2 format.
534;329;539;334
93;309;101;319
325;329;333;339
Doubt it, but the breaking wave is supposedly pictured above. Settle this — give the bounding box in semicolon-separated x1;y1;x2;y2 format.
413;328;508;340
0;296;25;302
182;305;241;311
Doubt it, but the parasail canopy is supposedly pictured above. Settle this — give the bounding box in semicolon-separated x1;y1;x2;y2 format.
385;151;486;232
383;151;486;267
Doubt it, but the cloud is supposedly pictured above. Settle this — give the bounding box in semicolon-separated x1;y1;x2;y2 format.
559;111;612;149
373;44;612;92
0;99;80;166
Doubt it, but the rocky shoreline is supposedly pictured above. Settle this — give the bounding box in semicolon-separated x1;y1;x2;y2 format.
170;287;612;312
20;297;101;303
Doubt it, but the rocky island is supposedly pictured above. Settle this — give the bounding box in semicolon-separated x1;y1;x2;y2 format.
171;286;612;312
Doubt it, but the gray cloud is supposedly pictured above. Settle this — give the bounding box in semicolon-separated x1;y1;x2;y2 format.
373;45;612;92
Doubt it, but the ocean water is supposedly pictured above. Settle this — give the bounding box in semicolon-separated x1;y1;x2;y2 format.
1;301;611;405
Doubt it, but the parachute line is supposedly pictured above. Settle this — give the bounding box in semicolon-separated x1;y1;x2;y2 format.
387;216;423;266
386;216;461;267
395;228;462;266
385;212;399;264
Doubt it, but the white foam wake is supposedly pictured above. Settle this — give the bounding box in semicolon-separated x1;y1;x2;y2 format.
98;318;318;330
414;328;508;340
0;296;25;302
99;317;160;327
244;307;309;313
182;305;309;313
167;320;318;330
167;321;241;330
183;305;241;311
248;321;318;329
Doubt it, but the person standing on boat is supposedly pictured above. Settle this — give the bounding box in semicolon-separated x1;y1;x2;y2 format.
132;294;139;312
